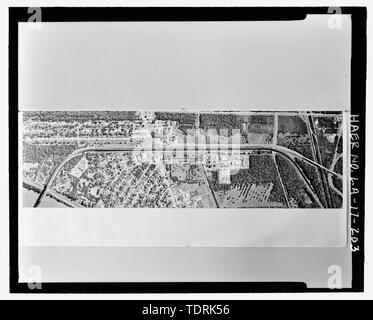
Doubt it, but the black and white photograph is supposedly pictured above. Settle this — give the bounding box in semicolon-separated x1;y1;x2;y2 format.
1;1;371;304
22;110;344;209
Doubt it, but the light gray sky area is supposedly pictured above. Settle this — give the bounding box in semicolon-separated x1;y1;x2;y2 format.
19;15;351;111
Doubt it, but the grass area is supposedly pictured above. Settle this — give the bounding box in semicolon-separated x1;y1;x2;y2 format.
23;111;138;122
275;154;320;208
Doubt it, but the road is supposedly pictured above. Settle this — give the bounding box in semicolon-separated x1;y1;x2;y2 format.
33;143;343;208
328;124;344;198
24;179;84;208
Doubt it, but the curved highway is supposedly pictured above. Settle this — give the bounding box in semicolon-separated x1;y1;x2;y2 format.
34;143;343;208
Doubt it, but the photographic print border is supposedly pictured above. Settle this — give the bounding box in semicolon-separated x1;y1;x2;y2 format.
9;6;366;293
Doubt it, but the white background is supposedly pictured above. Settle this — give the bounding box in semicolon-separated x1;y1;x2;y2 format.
1;0;372;300
19;18;350;110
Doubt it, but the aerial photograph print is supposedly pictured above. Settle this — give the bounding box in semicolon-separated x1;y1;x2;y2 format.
22;110;344;209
